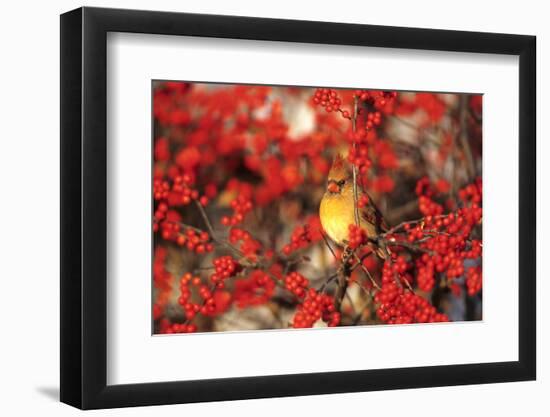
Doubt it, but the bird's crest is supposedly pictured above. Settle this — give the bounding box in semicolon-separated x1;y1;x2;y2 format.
328;153;351;181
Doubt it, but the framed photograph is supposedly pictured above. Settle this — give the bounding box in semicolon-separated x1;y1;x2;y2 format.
60;6;536;409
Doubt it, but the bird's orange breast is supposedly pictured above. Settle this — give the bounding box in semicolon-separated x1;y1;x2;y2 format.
320;187;379;246
319;192;356;246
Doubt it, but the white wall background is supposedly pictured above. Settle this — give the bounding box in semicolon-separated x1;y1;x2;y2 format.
0;0;545;415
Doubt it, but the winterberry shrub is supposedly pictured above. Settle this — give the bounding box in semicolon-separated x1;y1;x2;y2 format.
152;81;482;333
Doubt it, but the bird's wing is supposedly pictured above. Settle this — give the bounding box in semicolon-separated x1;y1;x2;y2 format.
360;190;389;233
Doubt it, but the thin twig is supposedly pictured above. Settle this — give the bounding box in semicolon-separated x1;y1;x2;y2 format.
320;230;338;261
193;200;246;259
334;248;355;313
353;278;373;298
381;214;449;237
193;200;217;236
458;94;476;180
319;273;339;293
183;282;218;326
174;221;205;235
193;266;215;273
283;256;308;275
334;271;349;313
334;97;360;316
353;253;381;290
374;237;435;255
351;96;361;226
469;107;482;124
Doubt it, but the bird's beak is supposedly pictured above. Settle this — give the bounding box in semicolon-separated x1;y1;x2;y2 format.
327;181;340;193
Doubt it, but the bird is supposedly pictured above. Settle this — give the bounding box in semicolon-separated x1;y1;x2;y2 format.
319;154;389;258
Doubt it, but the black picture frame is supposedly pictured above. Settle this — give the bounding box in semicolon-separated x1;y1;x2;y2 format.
60;6;536;410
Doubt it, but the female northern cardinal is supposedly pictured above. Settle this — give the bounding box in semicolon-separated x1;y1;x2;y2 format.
319;154;389;257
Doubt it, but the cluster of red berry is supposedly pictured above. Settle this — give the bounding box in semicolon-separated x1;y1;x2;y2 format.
385;178;482;294
348;224;368;249
415;177;446;216
312;88;347;117
152;81;483;333
233;270;276;308
153;175;204;207
153;205;177;235
357;194;370;208
415;255;435;292
338;95;399;186
153;179;171;201
210;256;242;288
284;272;310;298
282;224;312;255
221;195;254;226
178;228;214;254
179;272;233;321
153;246;173;311
153;173;216;250
375;260;448;324
158;270;235;334
152;303;163;321
154;82;192;125
404;223;425;242
292;288;341;328
178;272;201;320
314;87;403;196
365;111;382;131
354;90;397;106
173;174;201;204
418;195;444;216
353;90;397;131
466;266;482;296
459;177;482;205
421;235;478;286
396;93;447;127
160;322;198;334
347;142;372;174
229;227;263;261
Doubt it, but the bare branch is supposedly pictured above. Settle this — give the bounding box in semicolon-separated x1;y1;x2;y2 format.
458;94;476;180
320;230;338;261
351;96;361;226
193;200;246;259
353;252;381;290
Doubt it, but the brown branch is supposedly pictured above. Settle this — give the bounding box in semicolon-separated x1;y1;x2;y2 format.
351;96;361;226
334;272;349;314
174;221;205;235
320;230;338;261
182;282;218;326
381;214;450;237
334;96;360;316
352;277;373;298
193;200;246;259
334;248;355;313
458;94;476;180
469;106;482;125
192;266;215;274
171;203;348;313
282;256;309;275
353;253;381;290
319;273;339;293
376;237;435;255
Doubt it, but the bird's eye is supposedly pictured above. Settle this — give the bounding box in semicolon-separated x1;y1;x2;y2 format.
337;179;346;186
